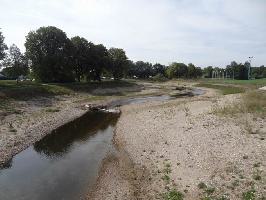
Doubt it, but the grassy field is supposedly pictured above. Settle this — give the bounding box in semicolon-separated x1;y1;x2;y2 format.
199;78;266;89
0;80;137;100
195;83;246;95
196;78;266;116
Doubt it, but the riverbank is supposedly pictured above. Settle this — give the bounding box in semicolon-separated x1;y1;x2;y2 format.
89;87;266;199
0;80;193;167
0;80;143;166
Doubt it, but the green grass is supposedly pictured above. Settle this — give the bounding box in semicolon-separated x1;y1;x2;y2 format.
195;83;245;95
163;189;184;200
0;80;138;100
200;78;266;89
162;174;171;184
242;189;256;200
205;187;215;195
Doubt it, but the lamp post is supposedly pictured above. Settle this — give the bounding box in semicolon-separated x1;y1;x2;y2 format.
248;56;253;80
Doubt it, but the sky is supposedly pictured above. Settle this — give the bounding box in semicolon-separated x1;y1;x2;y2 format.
0;0;265;67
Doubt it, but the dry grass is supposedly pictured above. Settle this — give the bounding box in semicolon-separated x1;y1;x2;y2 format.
213;91;266;117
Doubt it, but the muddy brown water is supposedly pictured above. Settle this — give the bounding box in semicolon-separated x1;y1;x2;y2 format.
0;90;204;200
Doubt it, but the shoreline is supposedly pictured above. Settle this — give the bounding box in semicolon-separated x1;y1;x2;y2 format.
88;88;266;199
0;80;180;166
0;83;143;167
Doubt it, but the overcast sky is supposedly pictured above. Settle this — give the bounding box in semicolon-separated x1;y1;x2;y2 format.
0;0;265;67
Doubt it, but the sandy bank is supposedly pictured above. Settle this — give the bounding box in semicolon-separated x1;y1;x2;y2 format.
89;88;266;199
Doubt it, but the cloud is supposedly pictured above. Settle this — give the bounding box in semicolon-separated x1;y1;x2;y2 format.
0;0;265;67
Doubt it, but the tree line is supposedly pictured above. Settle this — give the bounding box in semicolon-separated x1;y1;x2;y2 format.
0;26;265;82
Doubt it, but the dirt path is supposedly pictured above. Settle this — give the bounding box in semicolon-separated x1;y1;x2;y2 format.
88;88;266;200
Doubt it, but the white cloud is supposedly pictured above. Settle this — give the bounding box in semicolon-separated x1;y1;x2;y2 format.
0;0;265;67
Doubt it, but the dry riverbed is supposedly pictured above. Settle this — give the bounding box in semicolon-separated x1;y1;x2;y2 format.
89;87;266;200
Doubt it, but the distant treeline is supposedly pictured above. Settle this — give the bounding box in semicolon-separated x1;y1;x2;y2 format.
0;26;265;82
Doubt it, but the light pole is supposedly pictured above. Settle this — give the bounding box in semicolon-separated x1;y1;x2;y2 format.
248;56;253;80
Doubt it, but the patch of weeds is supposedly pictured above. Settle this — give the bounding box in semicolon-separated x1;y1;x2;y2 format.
242;189;256;200
163;189;184;200
163;163;172;174
217;195;230;200
205;187;215;195
232;179;240;187
198;182;216;198
252;170;262;181
162;174;170;184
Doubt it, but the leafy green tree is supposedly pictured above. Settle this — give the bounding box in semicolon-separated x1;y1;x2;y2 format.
71;36;91;82
0;30;8;61
187;63;196;78
226;61;249;80
203;66;213;78
1;44;29;79
153;63;166;75
134;61;153;78
108;48;128;80
254;65;266;78
88;44;109;81
195;67;203;78
166;62;188;79
25;26;74;82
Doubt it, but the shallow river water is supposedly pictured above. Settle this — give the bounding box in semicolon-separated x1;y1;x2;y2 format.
0;111;119;200
0;90;204;200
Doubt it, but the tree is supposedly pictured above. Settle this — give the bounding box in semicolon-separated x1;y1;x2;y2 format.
0;30;8;61
226;61;249;80
108;48;128;80
195;67;203;78
88;44;109;81
166;62;188;79
187;63;197;78
134;61;153;78
71;36;91;82
1;44;29;79
203;66;213;78
153;63;166;76
25;26;74;82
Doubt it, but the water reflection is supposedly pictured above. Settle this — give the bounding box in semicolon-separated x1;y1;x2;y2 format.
34;111;119;158
0;111;120;200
